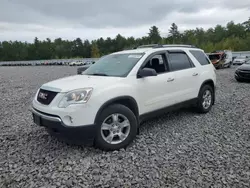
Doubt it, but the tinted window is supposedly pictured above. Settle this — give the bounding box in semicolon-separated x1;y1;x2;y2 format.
168;53;193;71
152;54;164;64
143;53;168;74
84;53;144;77
190;50;210;65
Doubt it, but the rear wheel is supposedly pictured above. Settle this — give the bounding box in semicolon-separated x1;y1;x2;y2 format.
94;104;137;151
196;85;214;113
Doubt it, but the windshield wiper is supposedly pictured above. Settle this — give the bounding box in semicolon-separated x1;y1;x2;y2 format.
87;73;108;76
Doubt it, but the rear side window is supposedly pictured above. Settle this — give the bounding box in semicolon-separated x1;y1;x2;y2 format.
190;50;210;65
168;52;193;71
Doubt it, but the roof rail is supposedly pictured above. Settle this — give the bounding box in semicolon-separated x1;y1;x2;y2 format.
162;44;197;48
135;44;197;49
136;44;163;48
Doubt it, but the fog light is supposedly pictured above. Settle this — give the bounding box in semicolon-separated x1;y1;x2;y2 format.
63;115;73;126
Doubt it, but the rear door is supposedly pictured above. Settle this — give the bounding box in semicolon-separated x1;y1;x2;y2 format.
189;49;216;90
167;50;200;103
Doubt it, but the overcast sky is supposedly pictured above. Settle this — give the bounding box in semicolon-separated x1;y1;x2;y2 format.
1;0;250;42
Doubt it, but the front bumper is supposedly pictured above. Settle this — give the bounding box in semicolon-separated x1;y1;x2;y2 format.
32;94;98;126
235;70;250;81
31;107;97;144
233;61;245;65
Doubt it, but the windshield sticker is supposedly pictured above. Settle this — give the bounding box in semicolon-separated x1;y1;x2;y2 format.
128;55;142;58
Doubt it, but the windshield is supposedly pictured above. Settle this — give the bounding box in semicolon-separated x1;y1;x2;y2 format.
245;60;250;64
83;53;144;77
208;54;221;60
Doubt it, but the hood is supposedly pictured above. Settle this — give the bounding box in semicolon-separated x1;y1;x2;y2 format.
237;64;250;71
41;75;123;92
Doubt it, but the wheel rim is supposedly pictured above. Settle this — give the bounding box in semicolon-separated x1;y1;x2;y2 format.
202;90;212;109
100;113;131;145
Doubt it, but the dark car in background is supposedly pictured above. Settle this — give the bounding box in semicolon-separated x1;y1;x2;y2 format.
235;60;250;82
77;61;95;74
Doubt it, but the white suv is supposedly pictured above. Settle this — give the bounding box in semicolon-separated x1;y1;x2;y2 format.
31;44;216;151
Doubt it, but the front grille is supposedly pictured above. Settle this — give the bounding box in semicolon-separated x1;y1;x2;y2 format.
37;89;58;105
238;70;250;78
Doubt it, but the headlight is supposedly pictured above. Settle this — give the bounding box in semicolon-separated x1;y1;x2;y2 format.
58;88;93;108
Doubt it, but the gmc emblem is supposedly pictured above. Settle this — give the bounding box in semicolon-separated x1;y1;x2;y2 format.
38;92;48;100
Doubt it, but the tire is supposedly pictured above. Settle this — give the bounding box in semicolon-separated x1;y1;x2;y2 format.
196;85;214;113
94;104;138;151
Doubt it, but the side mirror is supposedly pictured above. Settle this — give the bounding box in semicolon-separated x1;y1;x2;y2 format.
137;68;157;78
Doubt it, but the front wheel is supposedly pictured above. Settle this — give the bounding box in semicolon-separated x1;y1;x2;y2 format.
94;104;138;151
196;85;214;113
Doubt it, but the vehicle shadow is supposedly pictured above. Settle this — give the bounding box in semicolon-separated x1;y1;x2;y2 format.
27;106;202;154
138;106;197;131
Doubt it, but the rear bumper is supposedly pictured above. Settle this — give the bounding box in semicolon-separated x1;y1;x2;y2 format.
31;107;97;145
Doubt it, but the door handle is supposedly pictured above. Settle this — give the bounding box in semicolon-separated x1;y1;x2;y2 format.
192;73;198;76
167;78;174;82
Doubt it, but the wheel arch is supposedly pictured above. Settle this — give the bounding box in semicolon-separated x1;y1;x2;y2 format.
94;96;140;125
199;79;215;105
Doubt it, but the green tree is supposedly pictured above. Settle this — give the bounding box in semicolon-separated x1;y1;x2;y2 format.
226;21;246;38
242;17;250;32
213;25;226;43
54;38;64;59
1;18;250;62
168;23;180;44
72;38;84;57
148;26;161;44
83;40;91;58
114;34;127;51
91;42;100;58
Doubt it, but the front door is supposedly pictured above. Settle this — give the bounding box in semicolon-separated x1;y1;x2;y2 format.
135;51;178;115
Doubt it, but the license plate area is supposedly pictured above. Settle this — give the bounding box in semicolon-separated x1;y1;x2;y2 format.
240;72;250;77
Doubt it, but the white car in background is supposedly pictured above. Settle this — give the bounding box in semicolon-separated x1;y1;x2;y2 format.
69;61;84;66
233;56;249;65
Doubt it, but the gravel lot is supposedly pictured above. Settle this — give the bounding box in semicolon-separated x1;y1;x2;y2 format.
0;66;250;188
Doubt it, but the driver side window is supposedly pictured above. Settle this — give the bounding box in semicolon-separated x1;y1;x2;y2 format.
142;53;168;74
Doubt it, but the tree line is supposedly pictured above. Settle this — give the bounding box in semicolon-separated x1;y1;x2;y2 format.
0;18;250;61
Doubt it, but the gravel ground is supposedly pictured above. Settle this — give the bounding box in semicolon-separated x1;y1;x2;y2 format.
0;66;250;188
